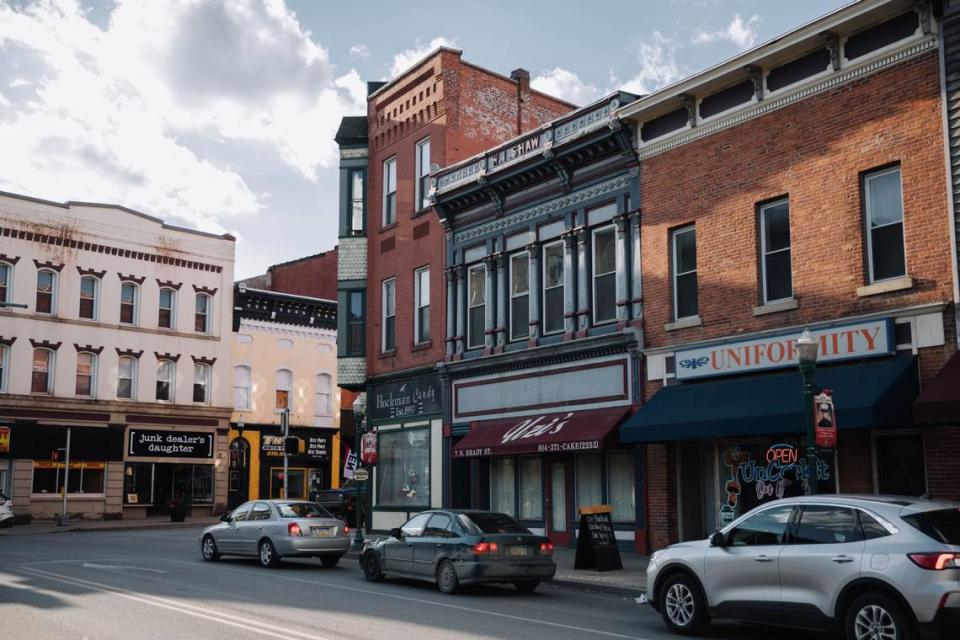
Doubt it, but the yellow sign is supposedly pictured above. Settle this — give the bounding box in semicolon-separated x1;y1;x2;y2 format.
0;426;9;453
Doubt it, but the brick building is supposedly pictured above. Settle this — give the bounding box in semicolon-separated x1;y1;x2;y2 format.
617;0;959;551
237;248;338;301
333;47;573;533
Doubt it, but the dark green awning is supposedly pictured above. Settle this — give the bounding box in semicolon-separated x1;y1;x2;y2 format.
621;355;918;443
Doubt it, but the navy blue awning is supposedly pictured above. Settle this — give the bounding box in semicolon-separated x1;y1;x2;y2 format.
621;355;918;443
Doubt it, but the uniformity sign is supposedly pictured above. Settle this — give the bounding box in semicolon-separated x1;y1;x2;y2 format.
674;318;894;380
128;429;213;459
370;373;442;422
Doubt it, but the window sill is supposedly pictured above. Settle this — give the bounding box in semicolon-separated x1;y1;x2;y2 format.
378;349;397;360
857;275;913;297
664;315;702;332
379;222;397;234
411;208;431;218
752;298;799;316
410;340;433;352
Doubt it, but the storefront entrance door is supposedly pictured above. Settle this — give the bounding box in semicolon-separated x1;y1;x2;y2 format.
545;461;570;546
149;464;193;515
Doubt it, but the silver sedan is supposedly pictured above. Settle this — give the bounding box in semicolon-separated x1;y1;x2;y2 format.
201;500;351;568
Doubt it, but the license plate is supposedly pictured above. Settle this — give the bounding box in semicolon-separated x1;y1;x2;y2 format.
311;527;333;537
508;545;529;557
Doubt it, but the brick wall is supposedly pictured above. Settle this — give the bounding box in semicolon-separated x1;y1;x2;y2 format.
837;428;873;494
924;427;960;500
646;442;678;551
266;248;338;300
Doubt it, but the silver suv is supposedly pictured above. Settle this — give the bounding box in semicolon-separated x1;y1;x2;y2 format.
643;495;960;639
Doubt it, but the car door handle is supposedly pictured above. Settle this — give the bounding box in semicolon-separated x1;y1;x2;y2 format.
753;554;774;562
832;555;854;563
435;543;442;548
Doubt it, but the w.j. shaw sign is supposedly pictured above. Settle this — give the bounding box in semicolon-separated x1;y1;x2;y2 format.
674;319;895;380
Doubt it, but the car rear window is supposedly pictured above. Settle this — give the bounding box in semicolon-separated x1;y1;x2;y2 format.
902;509;960;544
461;512;529;534
279;502;334;519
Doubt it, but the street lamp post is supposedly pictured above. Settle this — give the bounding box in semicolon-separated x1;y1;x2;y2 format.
352;394;366;546
281;408;290;499
796;329;819;496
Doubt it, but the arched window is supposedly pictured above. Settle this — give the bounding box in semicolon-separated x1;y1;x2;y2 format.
31;348;54;394
193;363;211;404
75;352;97;397
0;344;9;393
117;356;137;400
315;373;332;417
79;275;99;320
36;269;57;314
120;282;139;325
275;369;292;410
0;261;12;305
159;287;176;329
156;359;175;401
195;293;211;333
233;365;251;410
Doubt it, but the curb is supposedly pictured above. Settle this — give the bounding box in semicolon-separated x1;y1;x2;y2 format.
0;521;218;536
545;577;645;598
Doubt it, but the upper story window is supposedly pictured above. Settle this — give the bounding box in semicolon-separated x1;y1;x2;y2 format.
864;165;906;283
193;363;211;404
467;264;486;349
347;290;365;356
36;269;56;314
156;359;175;402
120;282;138;325
31;348;54;394
510;252;529;341
543;241;564;335
195;293;211;333
671;226;698;320
0;261;12;305
759;199;792;303
315;373;332;417
276;368;292;410
383;157;397;226
233;365;251;410
75;352;96;397
79;275;98;320
349;169;365;235
415;138;431;211
592;226;616;324
382;278;396;352
414;267;430;345
117;356;137;400
159;287;176;329
0;344;9;393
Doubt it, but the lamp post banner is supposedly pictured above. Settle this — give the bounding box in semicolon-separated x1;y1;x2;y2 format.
814;389;838;449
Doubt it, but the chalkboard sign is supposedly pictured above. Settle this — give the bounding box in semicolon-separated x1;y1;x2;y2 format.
574;504;623;572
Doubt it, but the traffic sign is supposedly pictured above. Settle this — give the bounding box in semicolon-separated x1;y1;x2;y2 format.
354;469;370;481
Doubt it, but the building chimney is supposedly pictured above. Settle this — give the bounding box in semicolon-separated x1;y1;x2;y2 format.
511;68;530;135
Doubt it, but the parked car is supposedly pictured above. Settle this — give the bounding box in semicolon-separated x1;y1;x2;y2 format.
311;480;367;527
643;495;960;639
360;510;556;594
200;500;350;568
0;491;13;528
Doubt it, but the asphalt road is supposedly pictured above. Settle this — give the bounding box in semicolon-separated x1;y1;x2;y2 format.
1;528;837;640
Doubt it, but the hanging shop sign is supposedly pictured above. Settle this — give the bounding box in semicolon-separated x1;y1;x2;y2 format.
127;429;213;459
361;431;378;465
0;426;10;454
674;318;894;380
814;389;838;449
369;373;442;422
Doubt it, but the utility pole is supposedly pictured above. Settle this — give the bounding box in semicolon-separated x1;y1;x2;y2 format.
59;427;71;525
281;408;290;499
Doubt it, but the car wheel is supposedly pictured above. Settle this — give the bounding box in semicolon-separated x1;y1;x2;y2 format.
258;539;279;568
320;555;340;568
659;573;709;635
436;560;460;595
514;580;539;594
846;592;914;640
201;534;220;561
362;552;384;582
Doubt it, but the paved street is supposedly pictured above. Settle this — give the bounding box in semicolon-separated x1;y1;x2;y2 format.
1;528;836;640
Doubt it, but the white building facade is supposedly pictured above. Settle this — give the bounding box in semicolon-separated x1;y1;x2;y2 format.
0;192;235;521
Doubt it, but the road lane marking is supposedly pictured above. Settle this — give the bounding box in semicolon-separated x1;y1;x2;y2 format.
81;562;167;573
161;560;647;640
14;567;335;640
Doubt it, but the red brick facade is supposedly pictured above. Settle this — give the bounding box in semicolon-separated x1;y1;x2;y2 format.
264;248;338;300
366;49;572;378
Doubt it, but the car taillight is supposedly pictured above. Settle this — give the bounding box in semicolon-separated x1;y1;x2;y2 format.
540;542;554;555
908;553;960;570
472;542;498;555
288;522;303;537
343;524;350;536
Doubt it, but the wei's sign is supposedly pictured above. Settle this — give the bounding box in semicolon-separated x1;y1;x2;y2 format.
674;319;894;380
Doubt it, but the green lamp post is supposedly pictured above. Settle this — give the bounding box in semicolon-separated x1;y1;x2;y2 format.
796;328;819;495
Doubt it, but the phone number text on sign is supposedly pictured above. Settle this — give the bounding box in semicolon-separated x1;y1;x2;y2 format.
537;440;600;453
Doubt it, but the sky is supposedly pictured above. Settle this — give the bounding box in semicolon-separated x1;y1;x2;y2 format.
0;0;851;279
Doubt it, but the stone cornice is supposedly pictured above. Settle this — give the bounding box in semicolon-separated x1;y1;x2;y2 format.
238;318;336;341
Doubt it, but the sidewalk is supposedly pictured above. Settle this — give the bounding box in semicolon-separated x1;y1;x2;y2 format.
0;516;220;536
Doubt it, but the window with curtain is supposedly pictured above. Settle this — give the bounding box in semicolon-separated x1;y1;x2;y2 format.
519;457;542;520
543;241;564;334
156;359;175;401
491;457;516;516
510;252;529;341
467;264;485;349
234;365;251;410
159;287;176;329
377;428;430;507
75;352;96;397
36;269;56;314
576;453;603;510
117;356;136;399
315;373;331;416
606;451;635;522
31;348;54;394
276;369;292;410
79;276;97;319
120;282;137;324
193;363;210;403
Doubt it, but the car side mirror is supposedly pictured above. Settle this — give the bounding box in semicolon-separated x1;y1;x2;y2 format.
220;513;232;523
389;527;404;540
709;531;726;547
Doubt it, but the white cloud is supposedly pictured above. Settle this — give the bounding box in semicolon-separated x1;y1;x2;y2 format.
531;67;599;106
693;14;762;51
9;78;29;87
349;43;370;58
389;36;455;78
621;32;684;95
0;0;366;233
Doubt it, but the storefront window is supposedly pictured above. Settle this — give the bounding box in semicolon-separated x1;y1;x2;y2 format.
876;433;926;496
519;457;542;520
192;465;214;503
491;457;516;516
32;461;105;495
576;453;603;509
377;428;430;507
124;463;153;504
270;467;306;499
606;451;635;522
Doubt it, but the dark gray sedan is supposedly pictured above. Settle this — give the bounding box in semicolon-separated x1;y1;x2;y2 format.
200;500;350;568
360;510;556;594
